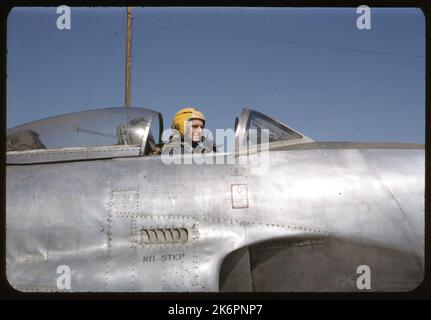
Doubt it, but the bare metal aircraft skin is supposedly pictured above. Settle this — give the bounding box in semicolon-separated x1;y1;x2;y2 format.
6;107;424;292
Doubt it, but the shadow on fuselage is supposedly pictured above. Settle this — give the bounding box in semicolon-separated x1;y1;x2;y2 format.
219;236;423;292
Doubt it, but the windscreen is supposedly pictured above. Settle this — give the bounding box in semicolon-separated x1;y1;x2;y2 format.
248;110;303;143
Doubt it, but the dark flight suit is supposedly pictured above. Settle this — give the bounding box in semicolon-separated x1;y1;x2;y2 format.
150;133;216;155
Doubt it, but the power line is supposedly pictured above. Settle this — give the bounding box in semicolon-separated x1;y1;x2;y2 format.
84;15;123;110
236;34;424;58
132;17;424;59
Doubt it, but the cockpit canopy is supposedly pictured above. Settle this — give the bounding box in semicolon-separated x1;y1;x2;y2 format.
7;107;163;153
234;109;312;148
6;106;312;157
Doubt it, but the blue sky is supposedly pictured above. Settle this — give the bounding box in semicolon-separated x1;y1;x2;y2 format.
7;7;425;143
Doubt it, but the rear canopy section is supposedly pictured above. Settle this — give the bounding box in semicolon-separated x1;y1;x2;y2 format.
7;107;163;152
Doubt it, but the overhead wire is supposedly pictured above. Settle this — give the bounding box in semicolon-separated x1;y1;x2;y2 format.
132;16;424;59
83;14;123;110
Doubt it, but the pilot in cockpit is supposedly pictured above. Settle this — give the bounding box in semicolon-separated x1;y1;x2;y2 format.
150;107;216;155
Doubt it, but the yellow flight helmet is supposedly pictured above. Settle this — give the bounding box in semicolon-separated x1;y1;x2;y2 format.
172;107;206;136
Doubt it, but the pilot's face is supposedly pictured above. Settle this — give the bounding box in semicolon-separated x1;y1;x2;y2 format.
187;119;204;142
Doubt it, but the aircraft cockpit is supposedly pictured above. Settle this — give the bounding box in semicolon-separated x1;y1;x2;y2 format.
6;106;312;163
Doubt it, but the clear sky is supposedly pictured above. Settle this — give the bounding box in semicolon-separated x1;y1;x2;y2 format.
6;7;425;143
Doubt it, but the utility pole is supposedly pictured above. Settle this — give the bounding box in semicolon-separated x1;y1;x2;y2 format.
125;7;132;108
